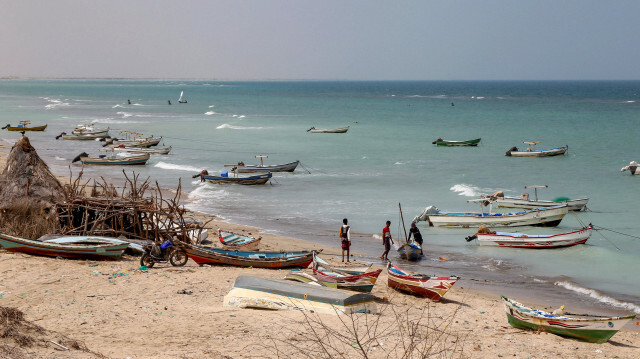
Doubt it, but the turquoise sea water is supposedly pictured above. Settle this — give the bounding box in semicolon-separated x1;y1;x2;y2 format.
1;79;639;315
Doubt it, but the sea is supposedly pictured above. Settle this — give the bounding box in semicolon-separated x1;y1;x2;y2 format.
1;79;639;317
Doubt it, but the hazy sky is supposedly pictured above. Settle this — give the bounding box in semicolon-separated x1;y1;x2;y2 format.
1;1;639;80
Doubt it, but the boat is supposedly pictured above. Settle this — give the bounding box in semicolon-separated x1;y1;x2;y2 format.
387;262;459;301
621;161;640;175
41;235;144;254
490;185;588;211
72;152;150;166
502;296;635;343
61;133;110;140
285;267;383;292
0;233;129;260
105;145;172;155
178;91;187;104
231;155;299;173
203;171;272;185
3;121;48;131
413;201;568;228
114;136;162;148
182;243;318;268
312;253;372;275
224;275;377;314
307;126;349;133
218;229;261;251
432;137;481;146
72;127;109;136
466;225;593;248
397;202;422;261
506;142;568;157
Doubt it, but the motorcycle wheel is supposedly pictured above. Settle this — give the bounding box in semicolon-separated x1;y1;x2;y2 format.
169;248;188;267
140;253;155;268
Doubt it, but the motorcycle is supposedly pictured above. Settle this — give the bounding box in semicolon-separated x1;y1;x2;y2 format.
140;238;188;268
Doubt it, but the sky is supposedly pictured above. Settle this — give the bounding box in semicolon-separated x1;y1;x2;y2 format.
1;1;640;81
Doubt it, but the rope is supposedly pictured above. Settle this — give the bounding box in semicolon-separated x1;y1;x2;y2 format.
569;212;621;250
298;161;312;174
592;225;640;240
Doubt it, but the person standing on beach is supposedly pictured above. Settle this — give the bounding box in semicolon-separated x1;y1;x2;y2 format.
381;220;394;260
340;218;351;262
408;222;424;255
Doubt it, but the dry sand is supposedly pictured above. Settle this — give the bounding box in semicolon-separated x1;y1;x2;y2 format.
0;141;639;358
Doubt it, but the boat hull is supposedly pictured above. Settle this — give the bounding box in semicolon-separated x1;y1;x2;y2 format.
477;227;592;248
508;146;568;157
286;268;382;293
183;244;317;268
312;253;372;275
112;146;172;155
218;229;261;251
235;160;299;173
502;296;635;343
62;133;110;140
398;243;421;261
496;197;588;211
0;233;128;260
224;275;377;314
80;154;150;165
204;173;272;185
435;138;481;146
7;125;48;131
426;206;568;228
387;262;459;301
309;126;349;133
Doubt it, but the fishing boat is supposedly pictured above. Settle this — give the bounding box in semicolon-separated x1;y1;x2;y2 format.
432;137;481;146
218;229;261;251
114;136;162;148
231;155;299;173
106;145;172;155
620;161;640;175
285;267;383;292
312;253;372;275
307;126;349;133
72;152;150;166
466;225;593;248
387;262;459;301
224;275;377;314
61;133;110;140
203;171;272;185
41;235;144;254
491;185;588;211
502;296;635;343
182;243;318;268
2;121;48;131
506;142;568;157
72;125;109;136
0;233;129;260
178;91;187;104
413;201;568;228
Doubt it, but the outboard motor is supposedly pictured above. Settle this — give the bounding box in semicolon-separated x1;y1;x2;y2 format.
505;146;518;156
192;170;209;181
55;132;67;140
1;124;10;130
465;234;477;242
72;152;89;163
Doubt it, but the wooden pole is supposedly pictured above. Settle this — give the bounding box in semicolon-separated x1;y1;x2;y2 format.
398;202;408;242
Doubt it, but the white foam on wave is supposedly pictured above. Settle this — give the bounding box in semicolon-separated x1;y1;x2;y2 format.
154;161;202;173
555;281;640;314
372;234;382;240
624;100;636;103
205;111;215;115
208;105;215;108
55;156;66;161
112;104;124;108
188;183;229;202
100;118;147;124
216;124;265;130
450;184;482;197
117;112;133;118
44;98;70;110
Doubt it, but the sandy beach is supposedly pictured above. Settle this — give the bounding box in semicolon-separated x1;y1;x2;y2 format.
1;142;639;358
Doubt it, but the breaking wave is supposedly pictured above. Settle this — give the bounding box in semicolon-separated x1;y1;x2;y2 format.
555;280;640;314
216;124;265;130
154;161;202;173
450;184;482;197
205;111;215;115
117;112;133;118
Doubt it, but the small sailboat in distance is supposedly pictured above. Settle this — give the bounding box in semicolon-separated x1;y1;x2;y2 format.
178;91;187;104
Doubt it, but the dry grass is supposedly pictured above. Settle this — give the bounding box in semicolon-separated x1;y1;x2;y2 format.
0;198;58;239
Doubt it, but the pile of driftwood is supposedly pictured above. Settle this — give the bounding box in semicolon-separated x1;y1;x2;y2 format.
57;170;207;244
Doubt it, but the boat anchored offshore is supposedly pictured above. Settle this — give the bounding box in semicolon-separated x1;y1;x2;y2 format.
2;121;48;131
488;185;588;211
178;91;187;103
72;152;150;166
621;161;640;175
307;126;349;133
505;142;567;157
230;155;299;173
502;296;635;343
466;225;593;248
432;137;481;146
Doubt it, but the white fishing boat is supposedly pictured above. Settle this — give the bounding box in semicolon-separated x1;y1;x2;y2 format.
307;126;349;133
178;91;187;103
490;185;588;211
466;225;592;248
621;161;640;175
413;201;568;228
506;142;567;157
230;155;299;173
104;145;172;155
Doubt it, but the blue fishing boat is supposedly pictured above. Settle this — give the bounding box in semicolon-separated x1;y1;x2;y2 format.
506;142;568;157
183;243;318;268
0;233;129;260
72;152;150;165
218;229;261;251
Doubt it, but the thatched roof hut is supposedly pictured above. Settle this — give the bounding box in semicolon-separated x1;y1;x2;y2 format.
0;136;65;237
